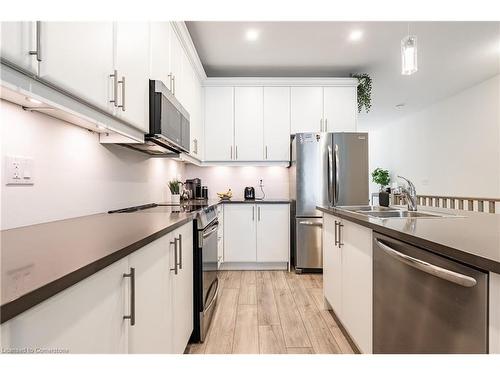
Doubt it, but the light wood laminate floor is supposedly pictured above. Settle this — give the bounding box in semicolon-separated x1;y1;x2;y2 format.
187;270;355;354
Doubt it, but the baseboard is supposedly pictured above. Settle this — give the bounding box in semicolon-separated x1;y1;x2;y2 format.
220;262;289;271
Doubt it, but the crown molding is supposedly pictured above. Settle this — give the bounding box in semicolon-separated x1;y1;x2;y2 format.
202;77;358;87
171;22;207;82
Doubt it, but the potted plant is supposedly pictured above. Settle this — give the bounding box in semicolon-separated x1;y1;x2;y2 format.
168;179;182;204
371;168;391;206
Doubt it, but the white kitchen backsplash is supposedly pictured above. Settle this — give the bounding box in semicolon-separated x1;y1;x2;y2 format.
0;100;185;230
185;165;290;200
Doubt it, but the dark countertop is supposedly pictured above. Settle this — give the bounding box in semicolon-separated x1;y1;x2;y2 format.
1;208;195;323
317;205;500;274
217;199;291;204
0;198;291;323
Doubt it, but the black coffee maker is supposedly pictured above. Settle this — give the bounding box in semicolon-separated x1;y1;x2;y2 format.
185;178;202;200
244;187;255;200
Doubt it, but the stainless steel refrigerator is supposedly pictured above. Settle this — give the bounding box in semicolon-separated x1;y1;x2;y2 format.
290;132;369;272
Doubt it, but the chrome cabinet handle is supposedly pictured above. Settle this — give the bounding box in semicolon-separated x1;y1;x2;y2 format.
252;206;255;221
334;221;339;246
334;144;340;205
168;73;173;92
170;239;178;275
235;145;238;160
258;206;261;221
177;234;183;270
230;146;233;160
123;267;135;326
29;21;42;62
265;146;268;160
118;76;125;111
375;240;477;287
325;118;328;131
338;222;344;247
320;118;323;132
109;70;118;107
172;75;176;96
193;139;198;154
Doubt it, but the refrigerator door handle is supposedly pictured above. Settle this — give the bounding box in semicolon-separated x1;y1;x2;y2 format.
327;145;333;206
334;144;340;205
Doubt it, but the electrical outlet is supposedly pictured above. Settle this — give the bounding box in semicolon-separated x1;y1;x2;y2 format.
5;156;34;185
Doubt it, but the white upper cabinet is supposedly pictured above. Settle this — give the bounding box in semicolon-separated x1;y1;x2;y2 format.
169;26;184;98
256;204;289;262
204;86;234;161
323;86;357;132
263;87;291;161
0;21;38;74
150;22;172;85
234;87;264;161
38;22;114;112
290;87;323;133
114;22;151;133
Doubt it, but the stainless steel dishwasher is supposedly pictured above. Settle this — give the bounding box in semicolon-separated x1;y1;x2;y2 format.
373;233;488;354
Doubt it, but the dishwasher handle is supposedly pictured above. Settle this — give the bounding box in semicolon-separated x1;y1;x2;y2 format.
375;240;477;288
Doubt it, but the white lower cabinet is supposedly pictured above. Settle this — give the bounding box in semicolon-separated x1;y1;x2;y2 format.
256;204;290;262
0;222;193;354
223;203;289;266
217;204;224;266
1;258;129;354
171;223;194;354
322;213;372;353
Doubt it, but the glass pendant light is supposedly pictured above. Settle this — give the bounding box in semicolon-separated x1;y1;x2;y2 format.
401;24;418;75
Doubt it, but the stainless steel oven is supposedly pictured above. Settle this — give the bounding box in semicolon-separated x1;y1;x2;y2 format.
191;205;219;343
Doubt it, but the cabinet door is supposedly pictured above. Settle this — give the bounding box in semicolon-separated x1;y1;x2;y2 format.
150;22;172;85
290;87;323;134
128;234;173;354
217;204;224;265
256;204;289;262
323;86;357;132
263;87;291;161
234;86;264;161
223;204;257;262
341;220;372;353
115;22;150;132
170;26;183;99
38;22;114;111
1;258;129;353
171;223;194;353
0;21;38;74
322;214;342;318
204;86;234;161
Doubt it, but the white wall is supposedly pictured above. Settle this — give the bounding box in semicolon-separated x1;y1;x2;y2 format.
1;100;185;230
365;75;500;198
185;165;289;200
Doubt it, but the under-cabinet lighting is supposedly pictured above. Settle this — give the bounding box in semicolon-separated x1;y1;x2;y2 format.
349;30;363;42
245;29;259;42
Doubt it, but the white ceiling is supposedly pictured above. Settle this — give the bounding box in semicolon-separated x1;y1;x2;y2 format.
186;21;500;126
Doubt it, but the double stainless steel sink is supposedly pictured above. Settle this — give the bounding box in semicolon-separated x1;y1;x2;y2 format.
339;205;454;219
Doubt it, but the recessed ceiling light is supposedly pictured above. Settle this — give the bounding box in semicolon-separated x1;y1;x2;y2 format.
26;97;42;105
349;30;363;42
245;29;259;42
395;103;406;109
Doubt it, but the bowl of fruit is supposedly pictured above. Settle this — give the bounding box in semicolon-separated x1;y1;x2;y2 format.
216;189;233;201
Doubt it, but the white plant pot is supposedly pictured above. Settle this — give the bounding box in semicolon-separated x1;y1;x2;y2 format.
171;194;180;204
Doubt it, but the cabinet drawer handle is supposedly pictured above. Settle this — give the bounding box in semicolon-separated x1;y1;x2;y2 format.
123;267;135;326
325;118;328;131
170;239;178;275
338;223;344;247
29;21;42;62
109;70;118;107
235;145;238;160
258;206;261;221
252;206;255;221
334;221;339;246
177;234;183;270
230;146;233;160
118;76;126;111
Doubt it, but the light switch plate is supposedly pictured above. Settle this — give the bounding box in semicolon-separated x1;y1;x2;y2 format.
5;156;34;185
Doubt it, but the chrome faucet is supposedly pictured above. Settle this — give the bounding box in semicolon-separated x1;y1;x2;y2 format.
398;176;417;211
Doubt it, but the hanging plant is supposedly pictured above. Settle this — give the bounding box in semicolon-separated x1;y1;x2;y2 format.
351;73;372;113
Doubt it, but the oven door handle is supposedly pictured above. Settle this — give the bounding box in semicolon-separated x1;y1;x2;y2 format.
203;278;220;314
375;240;477;288
203;224;219;238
